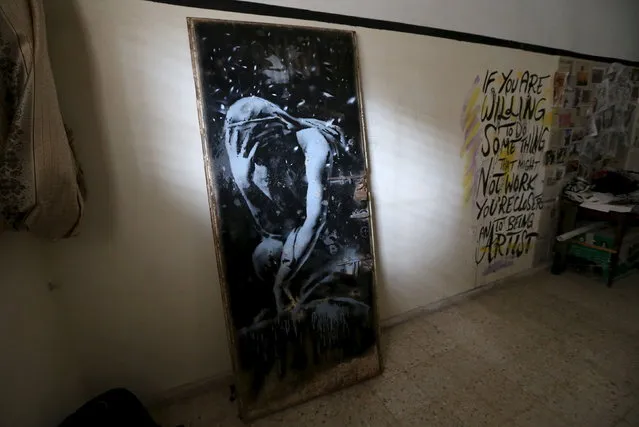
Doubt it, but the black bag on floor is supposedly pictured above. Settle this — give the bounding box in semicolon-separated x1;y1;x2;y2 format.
58;388;159;427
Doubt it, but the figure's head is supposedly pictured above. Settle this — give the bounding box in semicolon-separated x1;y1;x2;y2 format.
224;97;301;156
252;237;283;281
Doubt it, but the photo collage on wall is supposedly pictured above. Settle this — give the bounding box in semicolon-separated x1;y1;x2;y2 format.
535;59;639;266
548;58;639;191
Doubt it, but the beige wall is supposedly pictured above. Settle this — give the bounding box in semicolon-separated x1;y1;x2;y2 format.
249;0;639;61
43;0;556;400
0;234;84;427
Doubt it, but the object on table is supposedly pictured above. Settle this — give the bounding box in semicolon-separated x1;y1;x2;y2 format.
556;222;607;242
552;200;639;286
566;225;639;283
591;170;639;195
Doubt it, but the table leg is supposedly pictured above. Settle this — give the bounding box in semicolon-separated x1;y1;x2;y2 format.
608;214;628;287
551;201;578;275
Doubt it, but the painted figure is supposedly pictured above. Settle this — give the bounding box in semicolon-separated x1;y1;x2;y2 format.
224;96;352;314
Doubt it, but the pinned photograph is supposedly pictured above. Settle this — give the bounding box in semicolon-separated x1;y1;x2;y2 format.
566;159;580;174
595;133;610;155
595;115;603;134
586;116;598;137
575;63;590;87
545;166;557;186
578;163;591;180
578;88;592;104
562;87;576;108
594;81;609;113
557;147;568;163
569;143;579;157
611;132;625;151
602;106;615;130
557;109;575;128
579;138;593;158
591;68;605;84
571;127;587;144
549;129;563;148
576;104;592;118
592;94;599;113
545;150;556;165
553;72;569;106
558;59;573;73
604;65;618;82
555;165;566;181
625;103;637;129
567;75;577;87
563;128;573;146
607;134;620;158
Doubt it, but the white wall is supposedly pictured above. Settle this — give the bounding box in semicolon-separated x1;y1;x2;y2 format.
247;0;639;61
0;234;84;427
44;0;557;400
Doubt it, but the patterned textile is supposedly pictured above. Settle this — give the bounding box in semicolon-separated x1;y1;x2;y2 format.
0;0;84;238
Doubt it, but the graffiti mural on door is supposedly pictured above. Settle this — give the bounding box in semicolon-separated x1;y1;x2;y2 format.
462;69;552;281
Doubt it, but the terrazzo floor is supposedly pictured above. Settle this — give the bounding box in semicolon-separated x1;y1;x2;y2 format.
152;271;639;426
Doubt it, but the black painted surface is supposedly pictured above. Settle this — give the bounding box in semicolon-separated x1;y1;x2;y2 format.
190;20;377;402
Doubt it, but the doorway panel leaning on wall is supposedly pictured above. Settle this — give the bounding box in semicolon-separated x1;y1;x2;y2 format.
0;0;85;239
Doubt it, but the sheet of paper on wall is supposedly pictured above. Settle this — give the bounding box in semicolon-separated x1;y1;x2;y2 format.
592;67;605;85
562;87;576;108
594;80;610;113
549;128;563;148
566;159;580;175
558;58;573;73
556;147;568;163
625;103;637;130
555;109;575;128
553;72;570;106
586;116;598;137
571;127;587;144
626;148;639;171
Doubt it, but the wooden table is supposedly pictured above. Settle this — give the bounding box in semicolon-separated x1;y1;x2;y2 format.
551;200;639;286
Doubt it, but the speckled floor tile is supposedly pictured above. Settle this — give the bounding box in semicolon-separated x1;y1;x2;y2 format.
512;406;570;427
152;271;639;427
623;402;639;425
470;370;538;419
382;318;433;374
539;386;620;427
250;391;342;426
440;388;511;427
369;370;432;419
393;399;463;427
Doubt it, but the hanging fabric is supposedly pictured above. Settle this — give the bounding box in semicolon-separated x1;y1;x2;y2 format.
0;0;85;239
